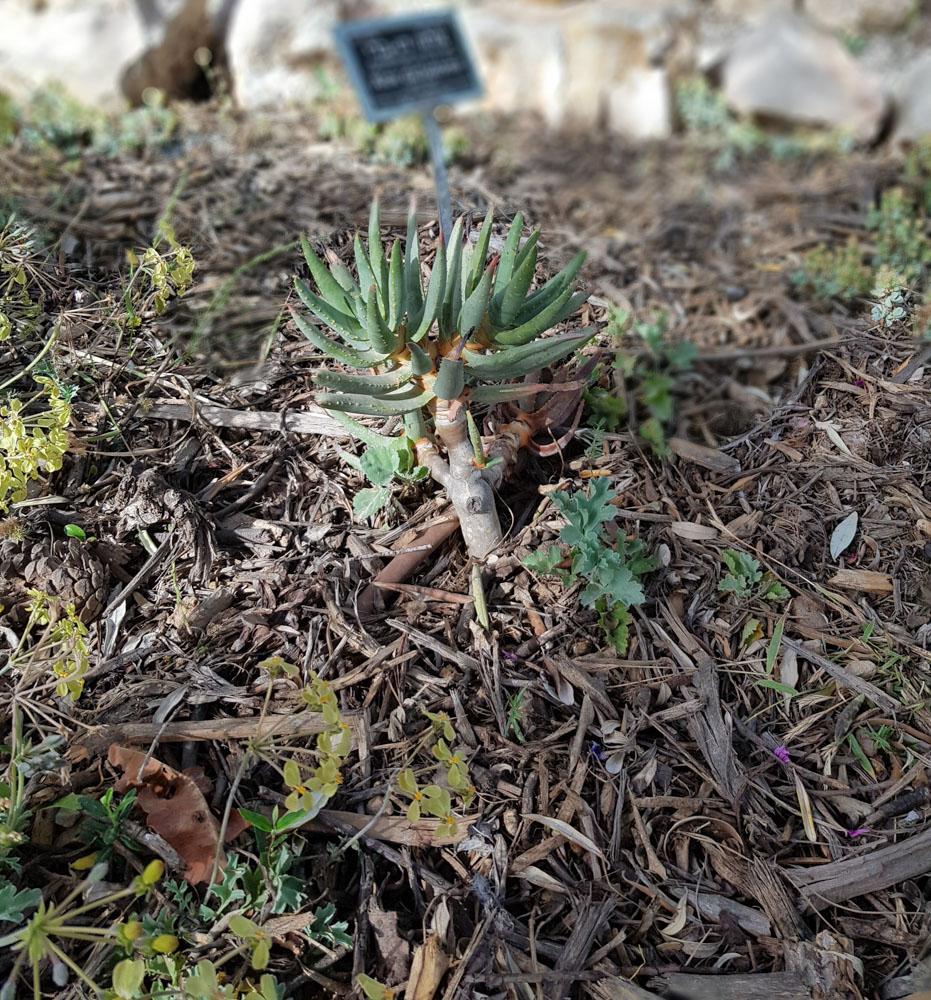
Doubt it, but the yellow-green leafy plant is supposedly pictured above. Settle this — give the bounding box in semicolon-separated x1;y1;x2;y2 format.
123;226;195;328
9;591;90;700
396;710;474;837
0;375;71;513
293;200;593;560
0;859;164;1000
0;219;42;343
281;671;351;812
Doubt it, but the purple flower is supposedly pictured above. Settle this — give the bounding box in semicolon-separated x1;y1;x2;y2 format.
773;746;790;764
501;651;518;661
846;828;870;838
589;742;606;762
854;379;865;388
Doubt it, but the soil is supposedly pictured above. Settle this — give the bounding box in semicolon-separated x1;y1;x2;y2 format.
2;104;931;1000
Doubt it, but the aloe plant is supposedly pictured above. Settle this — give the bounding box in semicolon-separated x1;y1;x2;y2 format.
292;201;593;560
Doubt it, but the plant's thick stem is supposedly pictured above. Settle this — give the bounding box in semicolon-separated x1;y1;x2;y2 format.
419;404;504;561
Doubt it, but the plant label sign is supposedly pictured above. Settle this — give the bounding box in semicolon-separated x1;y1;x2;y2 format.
334;11;482;122
334;11;483;240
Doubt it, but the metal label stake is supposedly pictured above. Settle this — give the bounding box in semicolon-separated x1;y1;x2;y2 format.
334;10;483;240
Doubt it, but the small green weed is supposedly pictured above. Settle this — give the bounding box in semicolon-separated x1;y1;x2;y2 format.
121;225;195;329
524;477;656;653
675;76;851;172
718;549;789;601
791;237;873;304
867;186;931;284
585;309;695;455
3;83;178;160
0;219;42;343
396;710;475;838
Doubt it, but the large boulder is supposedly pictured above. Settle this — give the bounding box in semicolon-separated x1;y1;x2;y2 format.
720;13;889;142
0;0;147;106
224;0;346;110
465;0;697;138
805;0;915;35
225;0;696;139
891;51;931;145
0;0;221;107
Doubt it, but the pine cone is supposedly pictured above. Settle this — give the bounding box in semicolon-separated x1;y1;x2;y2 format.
0;533;108;625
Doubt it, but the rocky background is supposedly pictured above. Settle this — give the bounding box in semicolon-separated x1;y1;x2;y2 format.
2;0;930;147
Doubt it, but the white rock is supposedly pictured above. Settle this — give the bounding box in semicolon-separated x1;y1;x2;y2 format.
606;66;672;140
0;0;220;107
0;0;146;106
891;50;931;144
461;6;565;128
225;0;343;110
713;0;794;17
806;0;915;35
720;13;888;141
466;0;695;138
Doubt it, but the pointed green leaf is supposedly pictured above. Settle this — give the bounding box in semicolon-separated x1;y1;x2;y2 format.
325;409;412;449
468;208;494;294
513;227;541;273
516;251;586;322
493;287;574;347
460;241;474;303
469;382;548;403
353;234;378;310
407;341;433;375
294;278;364;343
365;285;396;356
314;368;412;394
457;268;493;339
388;239;405;329
317;385;435;416
440;218;464;341
433;358;464;401
464;329;594;381
498;242;538;325
330;260;359;294
290;307;385;368
494;211;523;291
405;208;424;314
349;291;368;329
301;235;351;311
368;198;388;299
412;241;446;341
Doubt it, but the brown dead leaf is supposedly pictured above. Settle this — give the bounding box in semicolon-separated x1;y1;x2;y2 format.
368;897;410;984
107;745;246;884
407;933;449;1000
